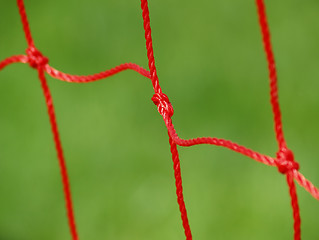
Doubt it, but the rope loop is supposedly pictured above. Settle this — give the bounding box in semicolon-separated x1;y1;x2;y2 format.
152;92;174;118
276;148;300;174
26;46;49;69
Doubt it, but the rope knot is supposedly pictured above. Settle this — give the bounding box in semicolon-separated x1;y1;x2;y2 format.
151;92;174;118
276;148;299;174
26;46;49;69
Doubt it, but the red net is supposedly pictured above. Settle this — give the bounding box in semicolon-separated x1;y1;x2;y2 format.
1;0;318;239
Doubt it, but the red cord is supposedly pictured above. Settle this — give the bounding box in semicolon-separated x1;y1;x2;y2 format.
0;55;28;70
38;68;79;240
140;1;192;236
0;0;318;239
140;0;162;94
255;0;301;238
45;63;151;83
17;0;34;47
255;0;286;150
169;136;192;240
15;1;79;239
287;173;301;240
293;171;319;200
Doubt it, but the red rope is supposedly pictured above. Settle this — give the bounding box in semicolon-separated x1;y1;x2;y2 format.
37;68;78;240
140;0;162;94
45;63;151;83
15;1;79;239
0;55;28;70
169;136;192;240
17;0;34;47
256;0;301;238
0;0;318;239
287;173;301;240
255;0;286;150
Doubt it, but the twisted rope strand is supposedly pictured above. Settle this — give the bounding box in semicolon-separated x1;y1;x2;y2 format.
168;136;192;240
286;173;301;240
293;171;319;200
45;63;151;83
256;0;301;238
15;0;79;239
140;1;192;237
37;68;79;240
142;0;317;239
0;0;318;239
164;117;276;166
256;0;286;150
0;56;150;82
0;55;28;70
140;0;162;94
17;0;34;47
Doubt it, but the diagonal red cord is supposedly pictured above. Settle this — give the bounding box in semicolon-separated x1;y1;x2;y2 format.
293;171;319;200
17;0;34;47
38;68;79;240
140;0;317;240
140;1;194;238
168;136;192;240
16;0;79;239
255;1;301;239
256;0;286;150
45;63;151;83
287;173;301;240
140;0;193;238
140;0;162;94
0;0;318;239
0;55;28;70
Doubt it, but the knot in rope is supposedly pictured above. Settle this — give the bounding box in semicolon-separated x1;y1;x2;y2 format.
152;92;174;118
26;46;49;69
276;148;299;174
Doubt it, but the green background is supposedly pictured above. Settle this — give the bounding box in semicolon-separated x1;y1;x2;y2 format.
0;0;318;239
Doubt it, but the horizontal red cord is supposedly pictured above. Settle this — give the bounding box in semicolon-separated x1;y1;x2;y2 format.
0;0;318;239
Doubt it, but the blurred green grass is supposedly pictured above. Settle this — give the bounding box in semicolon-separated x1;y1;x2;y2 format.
0;0;318;239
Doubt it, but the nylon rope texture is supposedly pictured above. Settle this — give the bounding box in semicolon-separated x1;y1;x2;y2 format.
0;0;318;239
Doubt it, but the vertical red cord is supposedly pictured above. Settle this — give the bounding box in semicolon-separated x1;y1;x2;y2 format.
38;69;79;240
287;173;301;240
140;0;162;94
255;1;301;239
16;0;79;239
0;0;315;239
169;136;193;240
140;0;192;238
255;0;286;150
17;0;34;47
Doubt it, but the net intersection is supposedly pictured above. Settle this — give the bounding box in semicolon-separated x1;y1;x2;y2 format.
0;0;318;239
